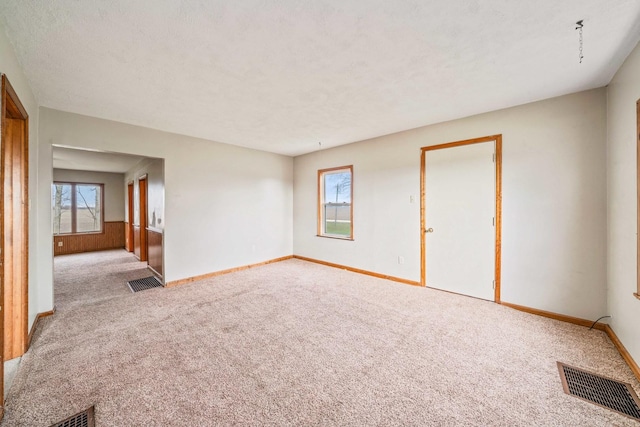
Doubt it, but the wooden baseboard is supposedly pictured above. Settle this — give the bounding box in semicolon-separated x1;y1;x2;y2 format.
292;255;421;287
27;308;55;348
500;301;607;331
501;301;640;382
165;256;294;287
604;325;640;383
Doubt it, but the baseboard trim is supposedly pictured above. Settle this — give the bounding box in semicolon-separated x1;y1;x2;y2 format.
604;325;640;383
500;301;607;331
501;301;640;383
293;255;421;287
27;308;55;348
165;256;294;287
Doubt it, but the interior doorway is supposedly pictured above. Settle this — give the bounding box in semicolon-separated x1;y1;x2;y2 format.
420;135;502;302
1;75;29;412
135;175;148;262
50;147;165;309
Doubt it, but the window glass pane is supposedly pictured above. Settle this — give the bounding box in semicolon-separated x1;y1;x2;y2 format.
52;184;72;234
322;170;351;237
76;184;102;233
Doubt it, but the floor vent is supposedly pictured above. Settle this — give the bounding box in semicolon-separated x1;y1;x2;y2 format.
127;276;163;293
557;362;640;420
50;406;95;427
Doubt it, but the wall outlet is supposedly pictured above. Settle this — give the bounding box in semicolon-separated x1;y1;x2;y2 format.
398;256;405;265
409;195;415;203
57;242;63;247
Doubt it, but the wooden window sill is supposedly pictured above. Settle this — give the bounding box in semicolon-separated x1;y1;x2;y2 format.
54;231;104;236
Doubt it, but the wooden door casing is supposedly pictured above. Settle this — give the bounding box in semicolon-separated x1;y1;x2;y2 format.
138;176;148;262
1;75;30;416
420;135;502;302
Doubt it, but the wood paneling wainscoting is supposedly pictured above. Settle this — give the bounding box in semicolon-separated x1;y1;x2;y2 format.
54;221;125;256
133;225;141;259
147;228;163;278
125;221;131;252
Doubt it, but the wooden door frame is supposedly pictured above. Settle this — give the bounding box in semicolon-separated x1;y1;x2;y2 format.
0;74;29;414
420;134;502;302
138;175;148;262
636;100;640;300
127;181;134;252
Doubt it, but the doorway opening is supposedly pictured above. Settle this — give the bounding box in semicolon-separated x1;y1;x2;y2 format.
51;147;165;312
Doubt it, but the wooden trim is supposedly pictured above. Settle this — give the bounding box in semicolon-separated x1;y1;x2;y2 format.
421;134;503;153
637;99;640;297
2;75;29;364
317;165;353;240
293;255;421;287
53;221;124;255
317;168;321;237
2;76;27;119
499;302;640;379
27;308;55;349
138;175;148;261
314;234;354;241
147;227;163;278
500;301;607;331
166;256;294;288
1;75;5;408
494;136;502;303
420;135;502;302
604;325;640;383
133;225;141;260
634;293;640;300
420;149;426;287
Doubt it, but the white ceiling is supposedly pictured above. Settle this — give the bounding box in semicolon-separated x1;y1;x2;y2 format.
2;1;640;156
53;146;147;173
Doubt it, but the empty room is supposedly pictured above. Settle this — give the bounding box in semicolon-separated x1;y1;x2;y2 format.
1;1;640;425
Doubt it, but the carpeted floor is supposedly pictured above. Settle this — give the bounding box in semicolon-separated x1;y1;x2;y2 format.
2;249;639;426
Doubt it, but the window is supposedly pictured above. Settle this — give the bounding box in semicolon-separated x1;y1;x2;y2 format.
318;166;353;239
52;182;103;234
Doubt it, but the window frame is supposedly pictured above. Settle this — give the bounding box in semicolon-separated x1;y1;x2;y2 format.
52;181;105;235
317;165;354;240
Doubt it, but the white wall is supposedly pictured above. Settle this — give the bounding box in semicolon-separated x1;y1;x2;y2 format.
294;89;608;320
607;40;640;365
0;25;43;330
39;107;293;289
53;168;125;222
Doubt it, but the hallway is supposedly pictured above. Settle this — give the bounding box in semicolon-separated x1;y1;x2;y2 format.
54;249;154;312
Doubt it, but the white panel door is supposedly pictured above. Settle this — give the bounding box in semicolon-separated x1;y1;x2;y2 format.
424;141;495;300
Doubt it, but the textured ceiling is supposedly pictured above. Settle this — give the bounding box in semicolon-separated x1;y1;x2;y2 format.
53;146;147;173
2;1;640;156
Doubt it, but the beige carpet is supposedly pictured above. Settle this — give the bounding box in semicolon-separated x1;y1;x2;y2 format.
3;249;639;426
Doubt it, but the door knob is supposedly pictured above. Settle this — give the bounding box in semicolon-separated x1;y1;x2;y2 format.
425;228;434;233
